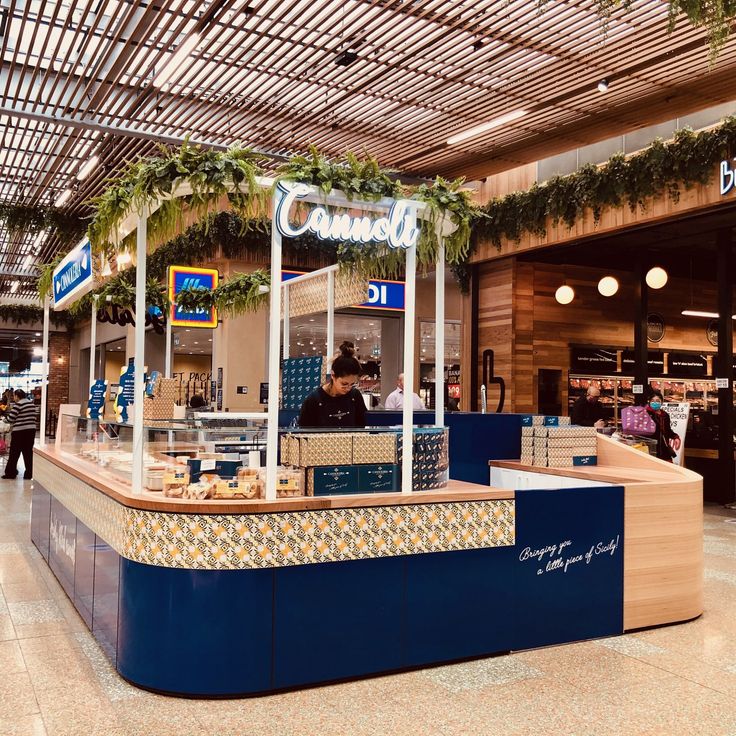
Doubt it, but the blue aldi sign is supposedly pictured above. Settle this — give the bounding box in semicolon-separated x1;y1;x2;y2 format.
52;239;93;310
282;271;404;311
168;266;219;328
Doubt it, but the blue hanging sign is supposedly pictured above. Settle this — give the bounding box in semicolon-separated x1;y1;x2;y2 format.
115;361;136;424
87;379;108;420
168;266;219;328
52;239;94;310
282;271;405;311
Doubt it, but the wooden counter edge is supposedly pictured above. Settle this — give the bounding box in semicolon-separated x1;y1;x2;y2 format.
35;446;513;513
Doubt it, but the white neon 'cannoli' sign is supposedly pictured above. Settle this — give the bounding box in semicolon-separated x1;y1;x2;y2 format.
274;182;420;249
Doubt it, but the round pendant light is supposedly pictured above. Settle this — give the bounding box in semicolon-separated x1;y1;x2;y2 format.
597;276;619;297
645;266;668;289
555;285;575;305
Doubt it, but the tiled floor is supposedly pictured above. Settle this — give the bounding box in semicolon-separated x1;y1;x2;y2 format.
1;473;736;736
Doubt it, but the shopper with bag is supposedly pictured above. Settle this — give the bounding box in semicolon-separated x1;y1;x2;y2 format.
2;389;37;480
645;390;680;462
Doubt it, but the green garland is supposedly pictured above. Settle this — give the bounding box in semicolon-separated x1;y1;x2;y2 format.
176;270;271;317
0;304;72;328
475;118;736;249
0;203;86;245
87;143;478;275
665;0;736;62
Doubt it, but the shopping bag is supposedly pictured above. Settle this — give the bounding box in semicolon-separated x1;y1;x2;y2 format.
621;406;656;436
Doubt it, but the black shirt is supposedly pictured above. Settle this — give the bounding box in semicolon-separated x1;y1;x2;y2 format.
570;395;605;426
298;386;367;428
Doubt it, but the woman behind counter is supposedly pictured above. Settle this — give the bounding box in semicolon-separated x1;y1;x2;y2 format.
299;342;366;428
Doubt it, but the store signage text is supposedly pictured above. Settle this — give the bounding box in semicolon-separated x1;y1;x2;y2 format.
282;271;405;311
721;159;736;195
96;304;165;335
52;239;94;310
168;266;219;328
50;510;76;566
274;182;419;250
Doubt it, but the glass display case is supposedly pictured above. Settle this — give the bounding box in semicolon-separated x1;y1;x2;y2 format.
54;413;449;499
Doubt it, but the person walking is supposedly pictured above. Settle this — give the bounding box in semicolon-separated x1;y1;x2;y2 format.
2;389;37;480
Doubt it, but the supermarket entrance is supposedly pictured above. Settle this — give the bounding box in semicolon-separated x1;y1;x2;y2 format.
512;204;736;505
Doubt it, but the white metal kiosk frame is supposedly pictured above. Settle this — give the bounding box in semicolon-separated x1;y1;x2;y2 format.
45;177;451;499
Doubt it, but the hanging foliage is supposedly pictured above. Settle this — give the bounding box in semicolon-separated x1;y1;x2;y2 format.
87;139;268;255
665;0;736;62
474;117;736;249
175;269;270;317
0;304;72;328
0;203;86;245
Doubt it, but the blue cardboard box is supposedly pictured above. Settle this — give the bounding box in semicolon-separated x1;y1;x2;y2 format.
215;460;242;478
358;464;399;493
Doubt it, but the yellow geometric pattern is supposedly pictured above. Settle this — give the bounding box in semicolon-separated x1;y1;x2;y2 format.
35;455;515;571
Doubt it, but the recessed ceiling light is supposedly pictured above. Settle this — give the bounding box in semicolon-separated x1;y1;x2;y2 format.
54;189;72;207
597;78;609;93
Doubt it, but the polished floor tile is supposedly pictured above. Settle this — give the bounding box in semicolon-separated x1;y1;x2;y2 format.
0;469;735;735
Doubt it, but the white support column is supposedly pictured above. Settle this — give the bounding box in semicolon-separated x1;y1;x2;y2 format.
283;287;290;359
327;269;335;370
88;295;98;389
164;315;172;378
401;245;417;494
39;295;50;448
87;295;99;438
132;207;148;494
265;190;283;501
434;245;445;428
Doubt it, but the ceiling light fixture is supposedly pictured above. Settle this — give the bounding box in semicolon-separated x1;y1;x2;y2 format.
10;281;18;293
555;285;575;305
646;266;668;289
54;189;72;207
32;229;47;248
153;33;201;90
680;310;736;320
335;49;358;66
22;254;34;270
447;109;528;146
77;154;100;181
597;276;619;297
597;78;609;93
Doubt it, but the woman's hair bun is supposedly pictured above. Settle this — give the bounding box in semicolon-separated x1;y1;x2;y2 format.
339;341;356;358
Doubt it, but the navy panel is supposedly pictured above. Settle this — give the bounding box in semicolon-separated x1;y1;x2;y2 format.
74;520;96;628
92;538;120;663
48;497;77;599
117;560;273;696
512;486;625;650
273;557;404;689
30;482;51;561
404;547;516;666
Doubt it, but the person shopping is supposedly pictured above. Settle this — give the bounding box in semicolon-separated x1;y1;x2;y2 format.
384;372;425;410
646;389;680;462
571;385;606;427
2;389;37;479
299;342;366;428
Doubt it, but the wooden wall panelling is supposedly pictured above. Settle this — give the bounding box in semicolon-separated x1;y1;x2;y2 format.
513;261;535;413
476;259;515;411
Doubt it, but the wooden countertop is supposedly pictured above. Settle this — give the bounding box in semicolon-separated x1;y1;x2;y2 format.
35;446;513;514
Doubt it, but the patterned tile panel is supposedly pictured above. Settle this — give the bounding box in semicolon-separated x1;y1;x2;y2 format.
36;455;515;570
122;500;515;570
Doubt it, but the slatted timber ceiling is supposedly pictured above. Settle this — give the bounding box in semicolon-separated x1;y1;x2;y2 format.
2;0;736;299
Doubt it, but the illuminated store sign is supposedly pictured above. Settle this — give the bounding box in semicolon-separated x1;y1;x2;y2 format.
283;271;405;311
720;159;736;195
53;239;93;309
274;182;420;249
168;266;219;328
